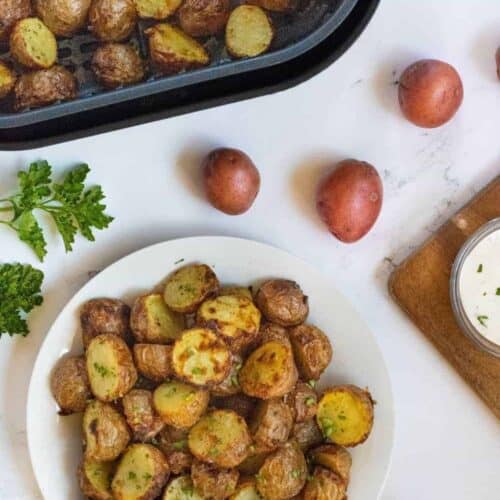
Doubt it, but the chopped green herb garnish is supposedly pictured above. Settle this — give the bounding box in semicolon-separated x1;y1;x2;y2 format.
291;469;301;479
128;471;137;480
143;473;152;481
304;397;316;407
477;263;483;273
191;367;202;375
496;288;500;296
183;391;195;401
174;258;185;265
477;315;489;327
306;380;316;389
338;415;346;420
483;292;487;296
230;375;239;387
209;447;220;456
172;439;187;451
93;362;114;378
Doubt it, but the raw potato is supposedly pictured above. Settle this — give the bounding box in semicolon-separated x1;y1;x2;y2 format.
398;59;463;128
35;0;91;37
211;353;243;397
78;459;115;500
178;0;230;37
289;325;332;381
89;0;137;42
239;340;298;399
309;444;351;483
202;148;261;215
157;426;193;474
191;459;239;500
133;343;173;382
134;0;182;19
316;159;383;243
122;389;165;441
225;5;273;58
230;477;261;500
51;355;91;415
83;399;130;461
211;393;257;421
255;280;308;327
153;380;209;428
164;264;219;313
256;441;307;499
0;0;32;42
316;385;374;447
10;17;57;69
163;475;203;500
81;298;132;349
0;61;16;99
92;43;145;89
283;380;318;423
219;286;253;301
172;328;231;387
146;23;210;75
197;295;261;353
247;0;297;12
302;467;346;500
188;409;251;467
112;444;170;499
292;419;323;452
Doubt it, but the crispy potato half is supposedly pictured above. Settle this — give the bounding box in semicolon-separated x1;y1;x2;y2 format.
131;293;184;344
78;458;115;500
86;334;138;401
302;466;346;500
163;475;203;500
0;62;16;99
10;17;57;69
35;0;91;37
83;400;130;461
133;344;173;382
153;380;209;428
89;0;137;42
172;328;231;387
122;389;165;442
134;0;182;19
157;426;193;474
239;340;298;399
248;0;298;12
178;0;230;38
316;385;374;447
230;477;261;500
309;444;351;484
146;23;210;75
225;5;273;59
191;459;239;500
188;409;251;467
292;419;323;452
112;444;170;500
197;295;261;353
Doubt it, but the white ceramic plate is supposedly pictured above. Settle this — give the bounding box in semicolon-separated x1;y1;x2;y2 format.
27;236;394;500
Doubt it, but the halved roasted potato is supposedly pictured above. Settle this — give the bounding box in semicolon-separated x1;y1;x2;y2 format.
83;400;130;461
239;340;298;399
89;0;137;42
302;466;346;500
309;444;351;484
134;0;182;19
10;17;57;69
0;62;16;99
188;409;251;467
153;380;209;428
172;328;231;387
211;393;257;421
78;458;115;500
112;444;170;499
157;426;193;474
283;381;318;423
225;5;273;59
146;24;210;75
219;286;253;301
191;459;239;500
35;0;91;37
230;477;261;500
292;419;323;452
197;295;261;353
131;293;184;344
86;334;138;402
316;385;374;447
247;0;298;12
133;344;173;382
122;389;165;442
163;475;203;500
210;353;242;397
178;0;230;37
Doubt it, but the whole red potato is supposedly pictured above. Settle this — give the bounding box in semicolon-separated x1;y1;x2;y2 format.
398;59;463;128
202;148;260;215
316;159;383;243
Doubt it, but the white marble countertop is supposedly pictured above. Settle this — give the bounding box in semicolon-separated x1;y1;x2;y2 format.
0;1;499;498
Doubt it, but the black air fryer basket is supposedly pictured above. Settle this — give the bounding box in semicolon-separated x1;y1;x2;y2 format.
0;0;378;149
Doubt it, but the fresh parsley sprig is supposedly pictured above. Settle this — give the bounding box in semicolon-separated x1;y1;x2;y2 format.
0;161;113;261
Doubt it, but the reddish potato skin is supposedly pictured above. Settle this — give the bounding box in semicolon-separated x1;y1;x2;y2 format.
203;148;260;215
316;160;382;243
398;59;463;128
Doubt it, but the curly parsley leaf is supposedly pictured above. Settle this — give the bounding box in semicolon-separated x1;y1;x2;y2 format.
0;263;44;337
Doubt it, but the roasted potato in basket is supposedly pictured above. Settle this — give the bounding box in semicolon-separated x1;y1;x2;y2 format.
309;444;351;483
89;0;137;42
78;458;115;500
10;17;57;69
178;0;230;37
191;459;239;500
51;355;91;415
188;409;251;467
83;399;130;461
302;466;346;500
81;298;132;349
112;443;170;499
92;43;145;89
0;61;16;99
197;294;261;354
163;475;203;500
225;5;273;59
247;0;298;12
153;380;209;428
86;333;138;401
316;385;374;447
131;293;184;344
146;23;210;75
211;393;257;421
230;477;261;500
157;426;193;474
210;353;242;397
0;0;32;43
134;0;182;20
283;380;318;423
133;343;173;382
122;389;165;442
35;0;91;37
292;418;323;452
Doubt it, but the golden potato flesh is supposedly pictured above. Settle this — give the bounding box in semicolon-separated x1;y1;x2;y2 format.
172;328;231;387
191;459;239;500
239;340;298;399
316;385;374;447
133;343;173;382
230;477;261;500
0;62;16;99
134;0;182;19
163;475;203;500
86;334;137;402
35;0;91;37
283;381;318;423
131;293;184;344
122;389;165;442
188;409;251;467
292;419;323;452
89;0;137;42
302;466;346;500
178;0;230;37
309;444;351;483
0;0;32;43
157;426;193;475
78;458;115;500
83;400;130;462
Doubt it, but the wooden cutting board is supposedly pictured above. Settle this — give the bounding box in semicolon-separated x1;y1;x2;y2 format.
389;177;500;418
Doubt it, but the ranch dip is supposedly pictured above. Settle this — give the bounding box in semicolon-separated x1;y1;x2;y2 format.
459;229;500;346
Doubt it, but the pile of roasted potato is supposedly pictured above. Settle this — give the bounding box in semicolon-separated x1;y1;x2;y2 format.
51;263;375;499
0;0;301;112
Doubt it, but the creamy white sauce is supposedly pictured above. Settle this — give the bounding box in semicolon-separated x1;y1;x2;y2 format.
459;229;500;346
